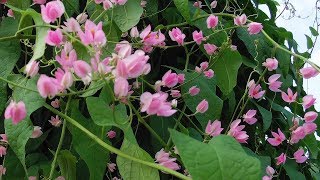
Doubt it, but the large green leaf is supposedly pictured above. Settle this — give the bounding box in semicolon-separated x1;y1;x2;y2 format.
252;101;272;132
0;18;21;114
302;135;319;159
5;119;33;173
57;150;77;180
69;101;109;180
112;0;143;32
211;48;242;96
8;6;49;61
149;116;175;151
3;149;26;179
180;71;223;128
117;134;160;180
170;130;261;180
173;0;191;22
284;159;306;180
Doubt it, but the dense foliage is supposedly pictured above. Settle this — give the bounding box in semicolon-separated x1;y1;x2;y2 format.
0;0;320;179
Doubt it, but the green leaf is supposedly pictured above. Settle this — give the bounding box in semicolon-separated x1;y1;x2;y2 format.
63;0;79;16
180;71;223;128
117;137;160;180
302;135;319;159
173;0;190;22
69;100;109;180
252;101;272;132
310;27;319;36
86;97;128;127
276;47;291;77
8;6;49;61
305;35;313;49
3;148;26;179
170;130;261;180
80;80;105;97
57;150;77;180
5;119;33;172
284;159;306;180
211;48;242;95
145;0;158;24
243;147;271;178
149;116;175;151
7;0;30;10
112;0;143;32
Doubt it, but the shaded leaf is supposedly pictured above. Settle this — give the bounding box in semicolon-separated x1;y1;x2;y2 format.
173;0;190;22
57;150;77;180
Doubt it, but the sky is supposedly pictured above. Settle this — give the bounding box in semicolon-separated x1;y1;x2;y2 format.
260;0;320;111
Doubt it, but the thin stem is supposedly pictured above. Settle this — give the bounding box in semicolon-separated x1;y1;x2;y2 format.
49;96;72;179
0;76;38;93
43;103;190;180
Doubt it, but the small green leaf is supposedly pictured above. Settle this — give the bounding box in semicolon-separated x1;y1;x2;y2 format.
170;130;261;180
173;0;190;22
211;48;242;95
112;0;143;32
310;27;319;36
57;150;77;180
302;134;319;159
305;35;313;49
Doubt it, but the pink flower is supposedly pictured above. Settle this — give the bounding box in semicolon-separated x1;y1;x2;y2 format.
140;92;177;117
140;25;165;46
300;67;319;79
49;115;62;127
281;88;297;104
294;149;307;163
304;111;318;123
76;13;88;24
205;120;223;137
247;22;263;35
107;130;116;139
37;74;60;98
204;43;218;55
56;176;65;180
140;0;147;7
107;163;116;172
54;68;73;90
162;70;179;88
302;95;316;109
243;110;257;125
155;149;180;171
62;18;81;32
114;77;129;98
56;43;78;70
33;0;46;5
196;99;209;113
193;1;202;8
206;15;219;29
41;0;65;23
210;1;217;8
0;134;8;143
170;90;181;98
200;61;209;71
73;60;92;85
0;165;6;175
7;9;14;18
192;30;204;44
130;27;139;38
234;14;247;26
189;86;200;96
31;126;43;138
45;29;63;46
25;60;39;77
230;45;237;51
4;100;27;125
0;146;6;157
268;74;282;92
116;50;150;79
276;153;286;165
111;0;128;5
51;99;60;108
262;58;278;71
266;166;275;177
267;128;286;146
0;0;7;4
248;81;265;99
169;27;186;45
303;122;317;135
29;176;37;180
115;41;132;58
102;0;113;10
177;74;185;83
78;20;106;46
204;69;214;79
290;126;306;144
227;119;249;143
